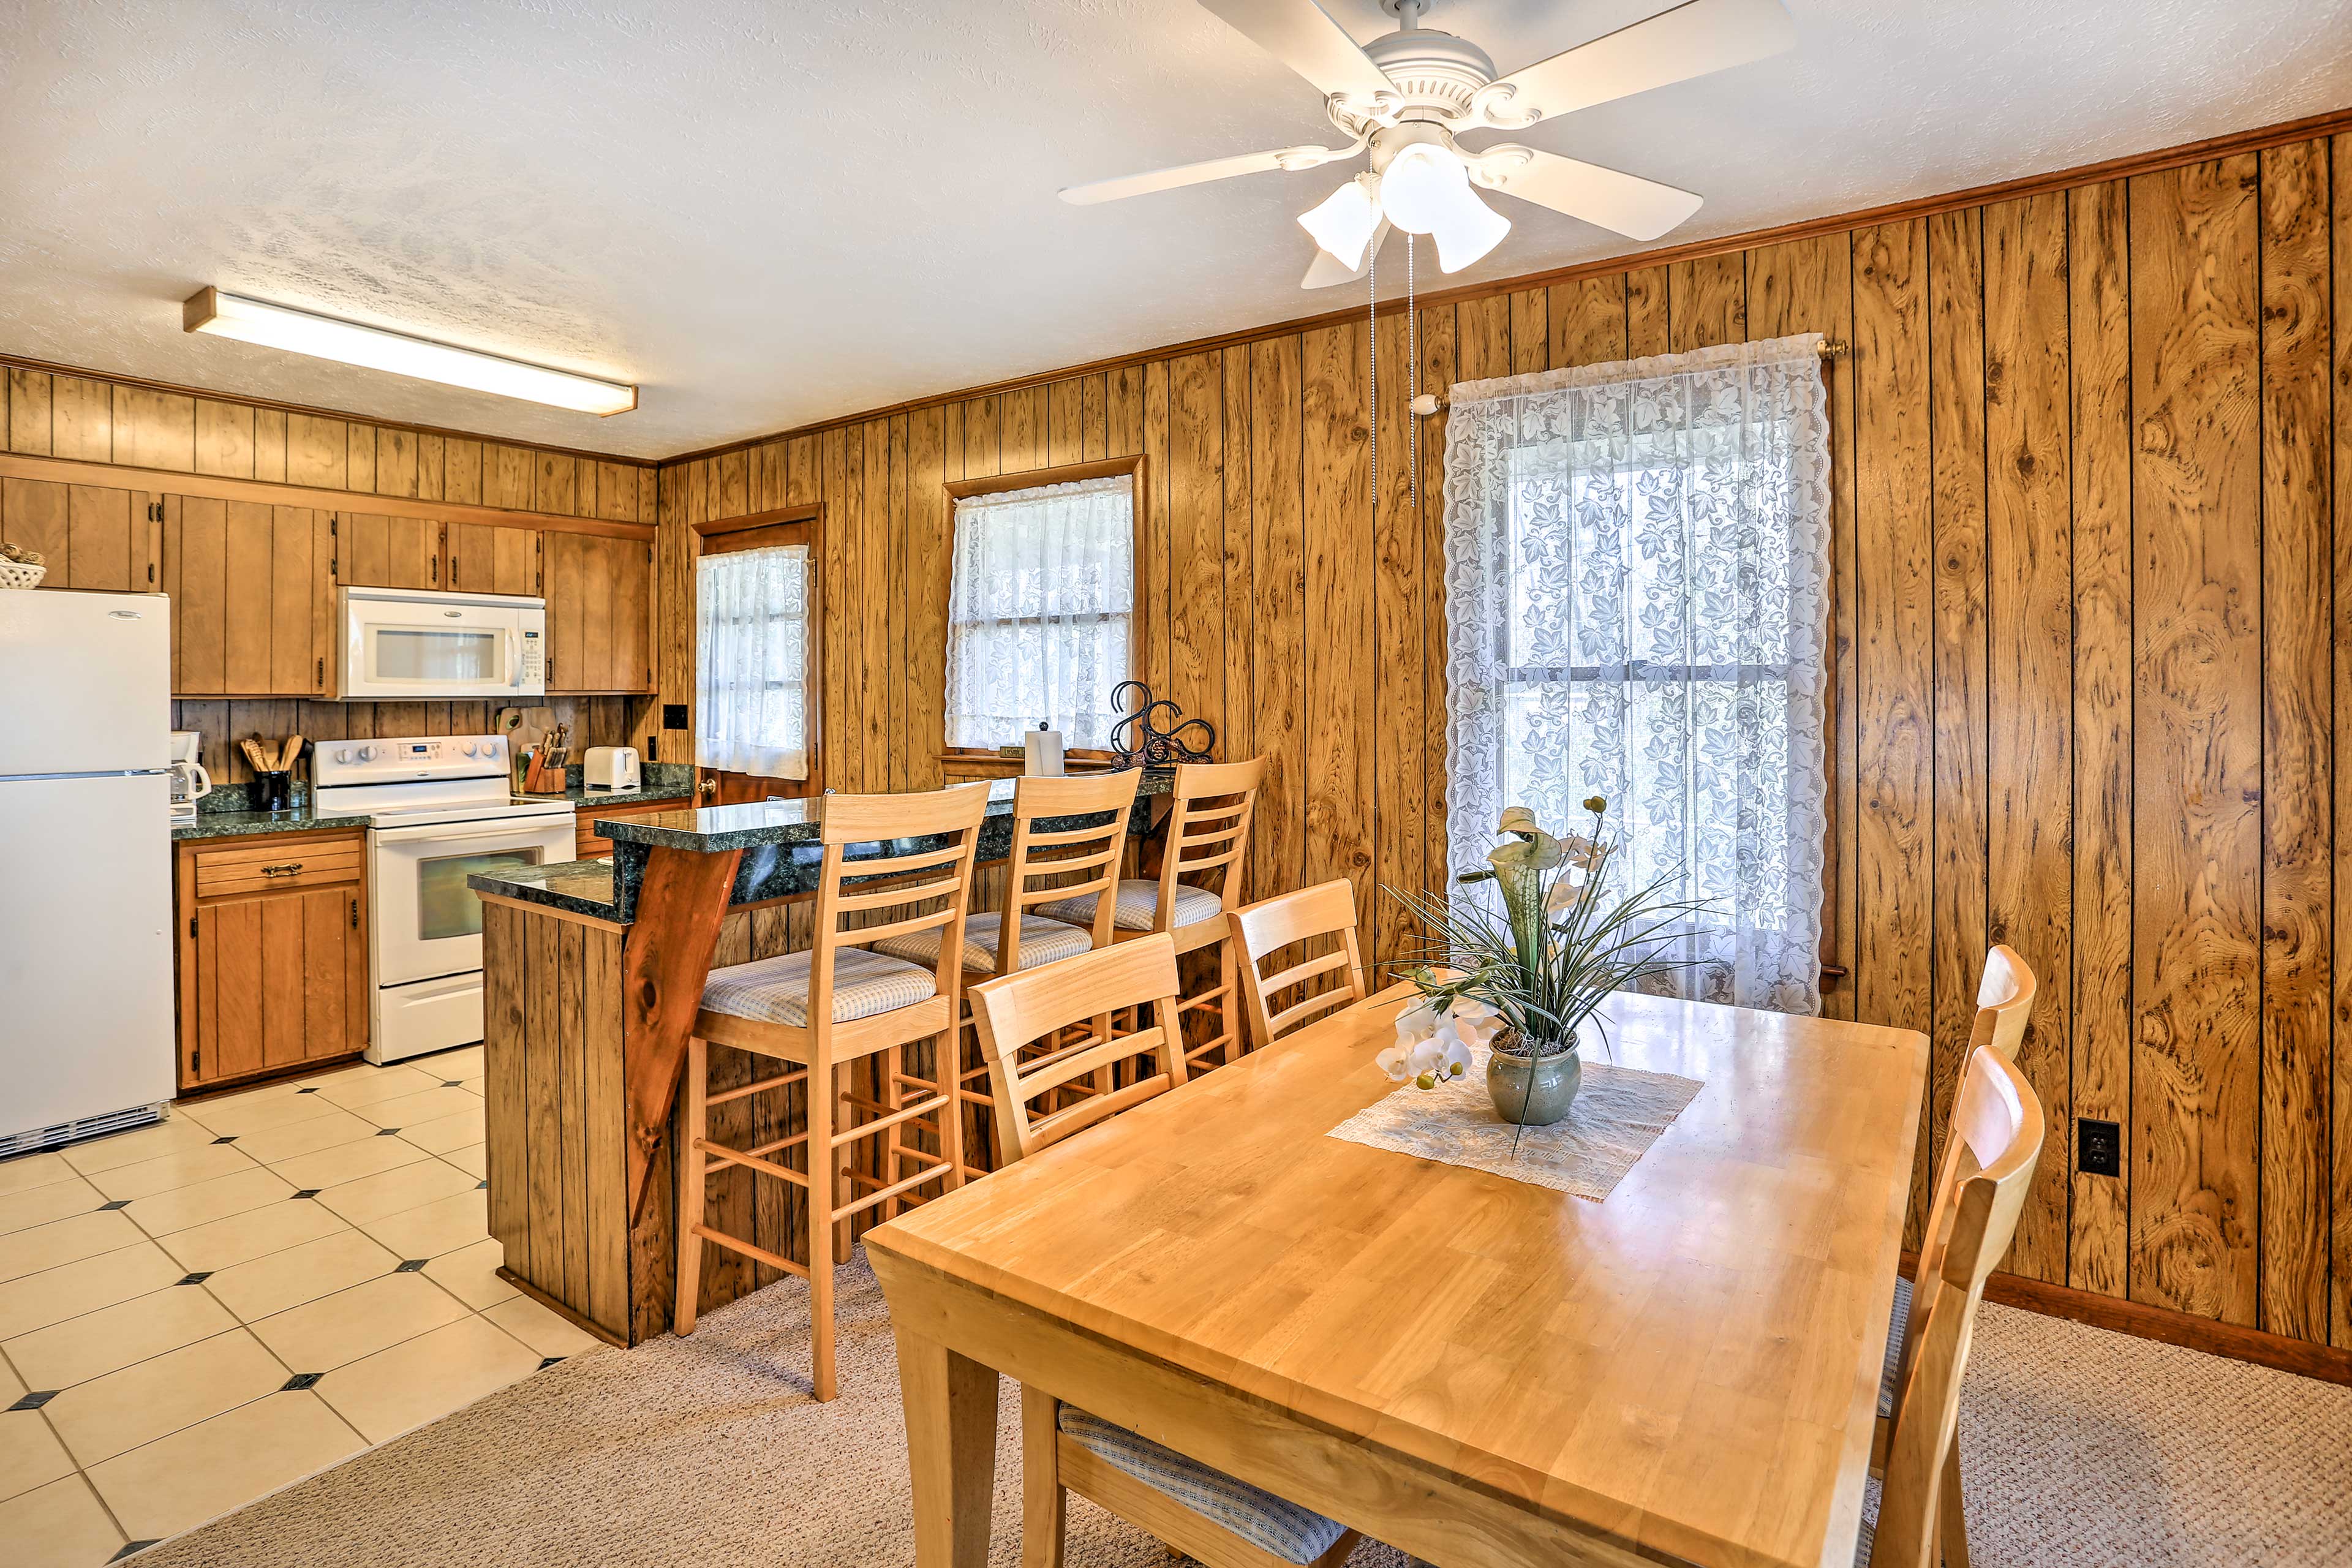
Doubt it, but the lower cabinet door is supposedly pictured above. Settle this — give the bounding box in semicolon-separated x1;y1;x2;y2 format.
191;884;367;1087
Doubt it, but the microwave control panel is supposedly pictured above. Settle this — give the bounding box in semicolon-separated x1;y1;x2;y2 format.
520;628;544;682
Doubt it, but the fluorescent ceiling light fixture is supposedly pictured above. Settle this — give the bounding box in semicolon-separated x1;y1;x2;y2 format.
183;287;636;417
1373;145;1509;273
1298;175;1381;272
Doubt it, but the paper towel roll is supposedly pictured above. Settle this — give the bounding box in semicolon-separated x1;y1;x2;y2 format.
1024;726;1065;776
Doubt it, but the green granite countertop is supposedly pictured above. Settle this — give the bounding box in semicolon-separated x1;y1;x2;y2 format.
172;805;374;841
171;761;693;841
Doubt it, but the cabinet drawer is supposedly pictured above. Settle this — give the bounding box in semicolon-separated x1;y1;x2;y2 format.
575;804;673;861
193;839;363;898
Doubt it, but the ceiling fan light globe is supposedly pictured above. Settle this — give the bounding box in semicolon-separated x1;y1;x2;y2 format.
1297;175;1381;273
1375;141;1469;235
1430;192;1510;272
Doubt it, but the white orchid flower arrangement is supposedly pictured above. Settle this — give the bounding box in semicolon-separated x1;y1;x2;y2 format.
1384;796;1712;1064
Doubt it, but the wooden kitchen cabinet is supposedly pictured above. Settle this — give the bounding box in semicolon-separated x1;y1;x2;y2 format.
161;496;332;695
338;511;444;589
175;830;368;1090
543;530;654;693
444;521;541;595
0;478;161;592
573;797;682;860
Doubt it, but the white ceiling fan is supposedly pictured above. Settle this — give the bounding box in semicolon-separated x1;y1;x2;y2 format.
1061;0;1796;288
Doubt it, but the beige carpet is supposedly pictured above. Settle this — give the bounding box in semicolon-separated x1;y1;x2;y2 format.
134;1253;2352;1567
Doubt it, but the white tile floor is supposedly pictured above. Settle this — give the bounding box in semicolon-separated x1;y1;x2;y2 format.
0;1046;604;1565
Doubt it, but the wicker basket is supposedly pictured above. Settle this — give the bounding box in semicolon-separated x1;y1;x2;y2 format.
0;559;46;590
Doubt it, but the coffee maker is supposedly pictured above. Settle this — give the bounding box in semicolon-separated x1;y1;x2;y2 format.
168;731;211;824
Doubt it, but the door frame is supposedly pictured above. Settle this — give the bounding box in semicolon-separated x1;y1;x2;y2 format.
690;502;824;804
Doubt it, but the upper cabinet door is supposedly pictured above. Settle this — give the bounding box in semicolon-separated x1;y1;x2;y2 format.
543;531;654;694
339;512;443;589
444;521;540;596
0;478;160;593
160;497;330;696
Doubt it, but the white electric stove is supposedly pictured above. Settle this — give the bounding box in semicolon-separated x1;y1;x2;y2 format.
314;734;576;1063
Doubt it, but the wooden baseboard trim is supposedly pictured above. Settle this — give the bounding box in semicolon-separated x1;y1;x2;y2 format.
1904;1253;2352;1387
496;1265;630;1349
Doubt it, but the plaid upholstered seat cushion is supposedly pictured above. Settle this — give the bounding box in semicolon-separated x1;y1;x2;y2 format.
699;946;938;1028
870;911;1091;975
1036;878;1225;933
1878;1273;1912;1420
1057;1406;1347;1566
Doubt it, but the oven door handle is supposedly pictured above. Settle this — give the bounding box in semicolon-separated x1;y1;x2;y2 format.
371;819;575;848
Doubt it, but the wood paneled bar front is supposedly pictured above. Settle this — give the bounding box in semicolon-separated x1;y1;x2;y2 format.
466;776;1167;1344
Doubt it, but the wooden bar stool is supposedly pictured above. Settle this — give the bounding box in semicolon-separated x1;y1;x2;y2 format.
674;783;988;1401
1230;878;1370;1050
869;769;1142;1177
967;935;1359;1568
1037;756;1265;1074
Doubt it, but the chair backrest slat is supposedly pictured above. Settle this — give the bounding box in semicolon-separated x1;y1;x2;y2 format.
997;771;1143;974
1230;880;1369;1050
969;934;1186;1164
804;784;990;1028
1871;1046;2045;1568
1969;944;2037;1063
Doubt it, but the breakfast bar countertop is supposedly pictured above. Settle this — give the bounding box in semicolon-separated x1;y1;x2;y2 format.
467;768;1172;924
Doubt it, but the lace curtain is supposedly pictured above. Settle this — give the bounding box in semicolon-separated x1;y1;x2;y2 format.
945;473;1134;750
1443;334;1833;1014
695;544;810;779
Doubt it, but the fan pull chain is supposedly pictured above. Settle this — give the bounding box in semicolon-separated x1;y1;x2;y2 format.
1366;235;1378;510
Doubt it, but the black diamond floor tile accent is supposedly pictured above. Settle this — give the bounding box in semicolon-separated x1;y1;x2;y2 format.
394;1259;428;1273
376;1127;402;1136
444;1080;464;1088
98;1199;131;1211
111;1542;160;1562
296;1085;320;1093
10;1390;57;1411
477;1180;489;1189
538;1357;565;1370
211;1135;238;1144
292;1188;321;1199
281;1372;323;1391
176;1272;213;1286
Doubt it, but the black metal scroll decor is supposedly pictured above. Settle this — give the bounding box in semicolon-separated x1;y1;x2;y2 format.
1108;680;1217;768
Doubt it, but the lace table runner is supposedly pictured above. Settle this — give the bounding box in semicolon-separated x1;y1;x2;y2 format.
1326;1050;1705;1201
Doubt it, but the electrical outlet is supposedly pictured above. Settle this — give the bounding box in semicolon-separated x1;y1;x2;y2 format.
662;703;689;731
2078;1117;2121;1177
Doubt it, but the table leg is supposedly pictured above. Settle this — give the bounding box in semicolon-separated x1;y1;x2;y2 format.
894;1324;998;1567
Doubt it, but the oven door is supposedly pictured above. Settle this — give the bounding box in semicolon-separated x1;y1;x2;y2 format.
370;816;577;987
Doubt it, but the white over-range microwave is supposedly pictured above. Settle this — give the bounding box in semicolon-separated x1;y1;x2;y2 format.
337;586;546;701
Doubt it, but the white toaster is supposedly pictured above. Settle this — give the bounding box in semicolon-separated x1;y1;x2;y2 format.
582;745;641;791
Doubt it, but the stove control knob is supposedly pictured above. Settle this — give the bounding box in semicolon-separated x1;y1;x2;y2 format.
483;737;500;756
356;746;377;762
334;748;352;764
460;742;478;757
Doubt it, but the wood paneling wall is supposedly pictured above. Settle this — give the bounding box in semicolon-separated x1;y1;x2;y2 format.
656;134;2352;1351
0;364;662;773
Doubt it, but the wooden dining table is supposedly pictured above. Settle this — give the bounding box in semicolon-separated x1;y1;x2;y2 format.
865;983;1930;1568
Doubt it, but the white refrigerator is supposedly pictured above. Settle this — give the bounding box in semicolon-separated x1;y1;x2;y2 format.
0;589;178;1152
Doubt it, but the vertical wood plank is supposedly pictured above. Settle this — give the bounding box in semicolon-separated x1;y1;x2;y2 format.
445;439;484;505
1372;307;1423;967
252;409;287;483
344;424;377;494
50;377;111;462
2256;138;2332;1341
538;452;578;517
1550;274;1629;368
7;369;51;453
64;485;131;591
2129;155;2262;1326
1509;287;1548;375
113;388;195;472
376;428;419;499
1419;304;1457;900
2069;176;2135;1300
194;400;254;477
1166;352;1224;742
1627;266;1670;356
1985;192;2076;1284
1;480;67;580
286;415;345;489
2334;132;2352;1350
1219;349;1256;809
1142;363;1172;696
1301;322;1373;927
1250;337;1305;913
270;507;318;695
1668;253;1747;352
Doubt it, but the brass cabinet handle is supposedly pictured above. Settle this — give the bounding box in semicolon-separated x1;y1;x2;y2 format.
260;862;303;876
698;777;717;799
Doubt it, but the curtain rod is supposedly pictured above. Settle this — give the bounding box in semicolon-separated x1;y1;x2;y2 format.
1408;336;1851;414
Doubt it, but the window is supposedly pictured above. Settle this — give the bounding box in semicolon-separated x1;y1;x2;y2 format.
944;469;1138;752
1444;337;1833;1013
696;543;812;780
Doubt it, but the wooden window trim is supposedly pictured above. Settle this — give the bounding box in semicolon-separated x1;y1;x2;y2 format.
692;502;824;792
938;454;1147;762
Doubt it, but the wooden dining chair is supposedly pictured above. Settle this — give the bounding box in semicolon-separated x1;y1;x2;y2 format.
674;783;988;1401
1036;756;1266;1074
1869;943;2039;1559
1229;879;1368;1051
870;770;1141;1178
1862;1044;2045;1567
966;935;1360;1568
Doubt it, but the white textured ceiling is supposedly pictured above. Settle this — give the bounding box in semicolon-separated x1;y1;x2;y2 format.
2;0;2348;459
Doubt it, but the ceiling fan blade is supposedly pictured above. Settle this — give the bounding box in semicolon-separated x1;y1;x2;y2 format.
1060;140;1362;205
1469;0;1795;130
1469;147;1702;242
1198;0;1396;102
1300;221;1392;289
